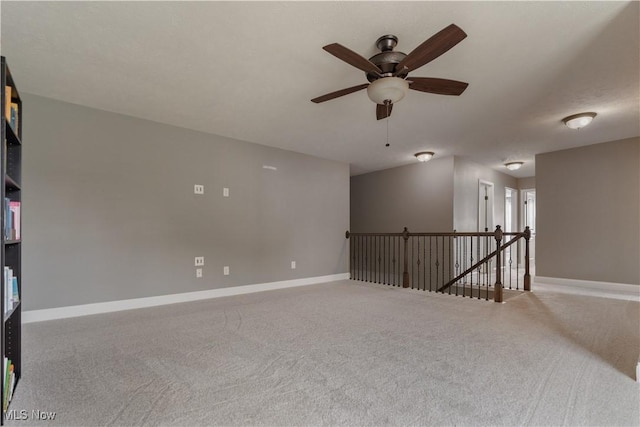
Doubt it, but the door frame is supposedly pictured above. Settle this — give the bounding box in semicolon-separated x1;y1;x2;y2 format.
520;188;536;232
520;188;536;264
478;179;495;232
504;187;518;233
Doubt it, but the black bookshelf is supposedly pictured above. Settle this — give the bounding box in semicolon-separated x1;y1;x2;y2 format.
1;57;22;424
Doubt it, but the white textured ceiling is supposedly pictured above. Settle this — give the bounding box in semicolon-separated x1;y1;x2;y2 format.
1;1;638;176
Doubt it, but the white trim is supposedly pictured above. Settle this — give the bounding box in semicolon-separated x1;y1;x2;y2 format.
533;276;640;302
23;273;350;323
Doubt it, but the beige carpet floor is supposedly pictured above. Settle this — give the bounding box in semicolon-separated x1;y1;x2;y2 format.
6;280;640;426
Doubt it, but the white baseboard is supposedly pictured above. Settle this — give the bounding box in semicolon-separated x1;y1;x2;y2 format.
533;276;640;302
23;273;350;323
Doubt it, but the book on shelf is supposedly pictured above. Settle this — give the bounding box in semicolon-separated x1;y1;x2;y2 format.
8;366;14;403
3;86;19;134
10;102;18;134
9;201;20;240
2;358;8;412
3;198;11;240
11;278;18;305
3;200;20;241
4;86;11;122
3;266;19;315
2;356;15;412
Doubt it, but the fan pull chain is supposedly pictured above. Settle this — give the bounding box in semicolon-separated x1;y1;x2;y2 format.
385;101;390;147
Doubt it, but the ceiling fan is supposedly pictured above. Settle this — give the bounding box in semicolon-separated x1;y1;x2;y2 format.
311;24;469;120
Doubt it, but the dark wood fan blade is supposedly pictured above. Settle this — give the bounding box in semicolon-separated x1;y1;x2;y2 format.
395;24;467;73
409;77;469;95
311;83;369;103
323;43;382;75
376;103;393;120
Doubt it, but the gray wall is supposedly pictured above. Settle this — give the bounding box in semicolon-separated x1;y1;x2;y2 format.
536;137;640;285
350;156;519;234
350;157;454;233
453;157;518;232
517;177;536;190
22;94;350;310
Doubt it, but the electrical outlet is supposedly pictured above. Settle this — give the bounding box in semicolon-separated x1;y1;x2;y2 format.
196;268;203;278
195;256;205;266
223;187;229;197
223;266;230;275
291;261;296;269
194;184;204;195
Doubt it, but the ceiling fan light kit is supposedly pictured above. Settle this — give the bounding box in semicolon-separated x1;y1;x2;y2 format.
415;152;435;162
505;161;524;171
367;77;409;104
563;112;597;129
311;24;469;120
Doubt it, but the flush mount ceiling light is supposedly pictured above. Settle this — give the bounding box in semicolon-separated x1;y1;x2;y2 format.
367;77;409;105
562;112;597;130
505;161;524;171
415;151;434;162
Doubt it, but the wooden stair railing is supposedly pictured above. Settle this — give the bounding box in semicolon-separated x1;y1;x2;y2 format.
345;226;531;302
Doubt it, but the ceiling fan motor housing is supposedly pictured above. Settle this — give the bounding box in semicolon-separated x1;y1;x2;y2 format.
376;34;398;51
367;35;408;82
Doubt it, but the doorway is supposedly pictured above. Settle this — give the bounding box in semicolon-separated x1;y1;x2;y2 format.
478;180;494;232
478;180;495;273
521;188;536;264
504;187;518;233
504;187;518;270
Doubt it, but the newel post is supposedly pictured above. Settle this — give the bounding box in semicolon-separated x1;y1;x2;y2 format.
494;225;503;303
523;226;531;291
402;227;410;288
